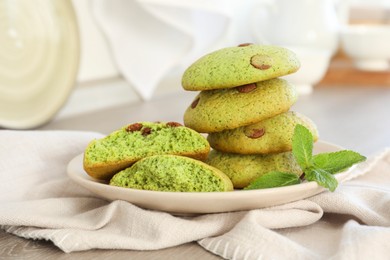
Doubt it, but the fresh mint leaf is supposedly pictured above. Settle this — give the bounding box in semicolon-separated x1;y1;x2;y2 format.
244;171;301;190
312;150;366;174
243;124;366;192
305;167;338;192
292;124;313;170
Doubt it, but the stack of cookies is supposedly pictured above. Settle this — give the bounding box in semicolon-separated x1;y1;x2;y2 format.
182;44;319;188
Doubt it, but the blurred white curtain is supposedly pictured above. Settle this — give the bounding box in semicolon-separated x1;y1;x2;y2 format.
91;0;256;100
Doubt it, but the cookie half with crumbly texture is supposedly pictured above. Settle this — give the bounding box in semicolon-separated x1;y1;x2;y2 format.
184;78;297;133
182;44;300;91
206;150;302;189
207;111;319;154
110;155;233;192
83;122;210;180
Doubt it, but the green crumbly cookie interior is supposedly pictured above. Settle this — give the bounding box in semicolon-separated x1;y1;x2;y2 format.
85;122;208;164
110;155;227;192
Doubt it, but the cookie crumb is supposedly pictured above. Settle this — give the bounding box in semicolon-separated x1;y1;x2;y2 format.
191;98;200;109
245;128;265;139
167;122;182;127
142;127;152;136
238;43;253;47
237;83;257;93
251;54;272;70
126;123;143;132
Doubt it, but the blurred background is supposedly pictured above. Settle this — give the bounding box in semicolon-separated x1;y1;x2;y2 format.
0;0;389;130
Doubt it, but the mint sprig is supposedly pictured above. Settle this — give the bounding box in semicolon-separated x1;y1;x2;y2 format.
244;124;366;192
312;150;366;174
244;171;301;190
305;167;338;192
292;124;313;169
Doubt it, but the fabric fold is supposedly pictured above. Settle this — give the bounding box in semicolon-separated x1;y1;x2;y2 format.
91;0;231;100
0;199;323;252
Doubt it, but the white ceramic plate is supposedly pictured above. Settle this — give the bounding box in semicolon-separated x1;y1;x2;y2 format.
67;140;354;215
0;0;79;129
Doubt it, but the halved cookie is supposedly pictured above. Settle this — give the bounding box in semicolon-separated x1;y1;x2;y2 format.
83;122;210;180
110;155;233;192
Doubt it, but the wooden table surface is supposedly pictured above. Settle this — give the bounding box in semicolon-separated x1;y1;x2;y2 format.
318;51;390;86
1;78;390;259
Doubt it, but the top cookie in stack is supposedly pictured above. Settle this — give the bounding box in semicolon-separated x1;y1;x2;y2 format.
182;43;300;92
181;44;319;188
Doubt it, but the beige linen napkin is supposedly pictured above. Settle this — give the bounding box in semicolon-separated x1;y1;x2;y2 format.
200;148;390;259
0;130;389;259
